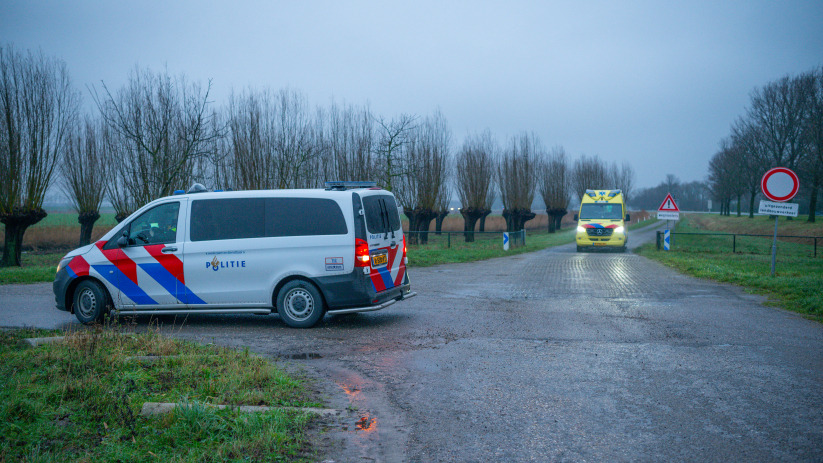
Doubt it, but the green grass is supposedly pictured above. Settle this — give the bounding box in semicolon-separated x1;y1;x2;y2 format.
629;218;660;230
635;215;823;320
0;326;319;462
0;251;66;284
0;212;119;230
406;228;576;267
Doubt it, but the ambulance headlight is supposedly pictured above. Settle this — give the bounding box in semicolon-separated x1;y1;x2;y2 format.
577;226;585;233
615;226;625;233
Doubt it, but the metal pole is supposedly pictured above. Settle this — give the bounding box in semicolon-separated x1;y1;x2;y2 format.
733;234;736;253
656;231;660;250
814;237;817;258
770;215;779;276
448;232;451;248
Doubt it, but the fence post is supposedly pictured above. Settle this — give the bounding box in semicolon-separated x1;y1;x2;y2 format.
733;234;736;253
815;237;817;258
656;231;660;250
448;232;451;248
523;229;526;246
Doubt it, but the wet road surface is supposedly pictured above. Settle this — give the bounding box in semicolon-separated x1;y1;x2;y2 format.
3;222;823;462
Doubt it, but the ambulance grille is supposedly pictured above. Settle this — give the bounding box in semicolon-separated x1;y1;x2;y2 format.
586;228;613;237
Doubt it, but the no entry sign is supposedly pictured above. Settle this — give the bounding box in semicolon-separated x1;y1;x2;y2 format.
761;167;799;202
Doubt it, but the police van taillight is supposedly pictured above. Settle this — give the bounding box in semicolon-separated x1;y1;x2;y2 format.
355;238;370;267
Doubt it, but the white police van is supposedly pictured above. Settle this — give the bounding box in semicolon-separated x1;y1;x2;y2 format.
53;182;416;328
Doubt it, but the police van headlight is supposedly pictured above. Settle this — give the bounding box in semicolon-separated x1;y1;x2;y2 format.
577;226;585;233
56;256;71;274
615;226;625;233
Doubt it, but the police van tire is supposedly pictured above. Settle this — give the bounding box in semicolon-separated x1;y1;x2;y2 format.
277;280;325;328
73;280;111;324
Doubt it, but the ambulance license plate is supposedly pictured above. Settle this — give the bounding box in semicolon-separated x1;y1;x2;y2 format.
372;253;388;267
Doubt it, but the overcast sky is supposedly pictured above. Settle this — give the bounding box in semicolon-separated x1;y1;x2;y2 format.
3;0;821;189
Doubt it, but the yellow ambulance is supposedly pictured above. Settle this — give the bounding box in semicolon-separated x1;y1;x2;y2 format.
573;189;630;252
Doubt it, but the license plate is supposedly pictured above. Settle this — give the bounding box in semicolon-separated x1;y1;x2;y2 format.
593;243;607;246
372;253;388;266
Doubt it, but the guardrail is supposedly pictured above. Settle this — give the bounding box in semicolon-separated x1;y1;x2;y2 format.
405;229;526;248
656;231;819;257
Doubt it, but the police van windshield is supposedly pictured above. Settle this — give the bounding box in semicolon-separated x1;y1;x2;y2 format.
362;195;401;233
580;203;623;220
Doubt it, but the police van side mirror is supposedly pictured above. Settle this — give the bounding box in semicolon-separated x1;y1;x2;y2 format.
573;213;578;221
117;231;129;248
626;214;631;221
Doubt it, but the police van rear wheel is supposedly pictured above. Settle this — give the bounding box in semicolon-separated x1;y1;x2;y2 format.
277;281;325;328
73;280;111;324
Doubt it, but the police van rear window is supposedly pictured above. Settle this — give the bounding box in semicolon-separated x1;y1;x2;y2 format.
361;195;401;233
190;198;347;242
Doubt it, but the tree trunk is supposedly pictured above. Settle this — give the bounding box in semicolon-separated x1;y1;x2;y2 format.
405;211;420;245
736;194;741;217
749;190;757;219
460;207;483;242
555;212;564;231
548;213;556;233
1;208;48;267
77;211;101;247
115;213;130;223
478;209;491;232
417;209;438;245
502;208;535;232
547;208;566;233
808;175;819;223
434;209;449;235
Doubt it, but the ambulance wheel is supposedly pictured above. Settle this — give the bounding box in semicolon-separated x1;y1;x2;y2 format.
277;280;325;328
73;280;111;324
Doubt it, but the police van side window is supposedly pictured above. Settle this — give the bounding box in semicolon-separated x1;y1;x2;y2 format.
190;197;347;242
190;198;265;241
265;198;347;236
126;202;180;246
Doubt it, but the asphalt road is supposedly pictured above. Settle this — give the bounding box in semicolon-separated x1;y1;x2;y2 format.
3;222;822;462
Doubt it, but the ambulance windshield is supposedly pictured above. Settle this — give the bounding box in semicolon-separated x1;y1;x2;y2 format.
580;203;623;220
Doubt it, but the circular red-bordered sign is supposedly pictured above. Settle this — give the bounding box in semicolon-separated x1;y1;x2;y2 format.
761;167;799;202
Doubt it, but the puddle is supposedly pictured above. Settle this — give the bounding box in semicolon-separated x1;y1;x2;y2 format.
356;415;376;431
282;353;323;360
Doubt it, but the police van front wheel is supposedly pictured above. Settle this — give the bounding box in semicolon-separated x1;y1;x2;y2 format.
277;281;325;328
73;280;111;324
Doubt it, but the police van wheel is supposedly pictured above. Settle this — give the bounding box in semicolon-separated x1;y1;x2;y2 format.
277;281;325;328
73;280;111;324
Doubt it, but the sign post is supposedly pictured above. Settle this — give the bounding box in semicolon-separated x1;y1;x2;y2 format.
658;193;680;249
760;167;799;276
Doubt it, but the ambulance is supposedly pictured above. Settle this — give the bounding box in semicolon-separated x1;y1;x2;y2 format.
53;182;416;328
573;189;630;252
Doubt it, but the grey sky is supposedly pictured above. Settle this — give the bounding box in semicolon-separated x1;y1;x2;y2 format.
3;0;822;189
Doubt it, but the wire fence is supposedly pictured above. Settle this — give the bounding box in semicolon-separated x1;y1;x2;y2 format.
404;229;527;248
656;231;820;258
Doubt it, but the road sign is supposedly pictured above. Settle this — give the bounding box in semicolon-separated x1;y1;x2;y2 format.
658;193;680;221
663;230;670;251
759;201;798;217
658;193;680;212
761;167;799;202
658;211;680;221
503;232;509;251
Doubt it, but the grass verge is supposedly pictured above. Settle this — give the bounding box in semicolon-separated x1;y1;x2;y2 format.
635;215;823;320
0;251;66;285
0;325;319;462
407;229;576;267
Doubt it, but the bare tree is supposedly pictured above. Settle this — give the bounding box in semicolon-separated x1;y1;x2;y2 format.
394;111;450;244
61;116;107;245
572;154;610;203
373;114;417;192
610;161;636;205
805;66;823;222
730;119;768;218
498;132;539;232
92;65;222;205
455;130;497;241
538;146;571;233
325;100;375;183
0;45;80;267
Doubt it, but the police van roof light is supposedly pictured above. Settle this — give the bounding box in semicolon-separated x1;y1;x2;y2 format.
173;190;186;195
325;181;377;191
187;183;209;194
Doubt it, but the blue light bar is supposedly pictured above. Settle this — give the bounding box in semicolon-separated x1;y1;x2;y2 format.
325;181;377;190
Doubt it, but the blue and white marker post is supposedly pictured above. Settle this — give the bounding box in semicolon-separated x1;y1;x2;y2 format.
663;230;671;251
503;232;510;251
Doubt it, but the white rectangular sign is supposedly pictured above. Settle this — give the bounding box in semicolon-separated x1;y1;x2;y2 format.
758;200;798;217
657;211;680;220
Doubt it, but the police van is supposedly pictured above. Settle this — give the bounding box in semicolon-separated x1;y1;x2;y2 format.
53;182;416;328
573;189;630;252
